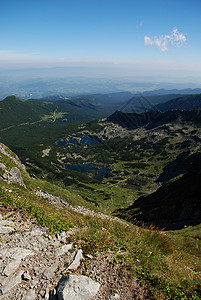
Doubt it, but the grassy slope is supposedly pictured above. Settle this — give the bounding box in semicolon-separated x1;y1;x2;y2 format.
0;145;200;299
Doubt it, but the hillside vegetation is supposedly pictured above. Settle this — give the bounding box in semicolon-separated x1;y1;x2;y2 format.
0;142;200;299
0;92;201;298
0;95;117;131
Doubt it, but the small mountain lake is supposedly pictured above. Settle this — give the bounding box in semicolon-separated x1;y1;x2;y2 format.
65;163;111;181
79;136;99;145
57;136;99;146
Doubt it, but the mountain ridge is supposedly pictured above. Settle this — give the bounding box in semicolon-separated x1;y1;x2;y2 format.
156;93;201;112
106;108;201;130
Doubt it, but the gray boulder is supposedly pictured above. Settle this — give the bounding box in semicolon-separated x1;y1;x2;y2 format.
0;143;26;171
2;167;25;186
57;274;100;300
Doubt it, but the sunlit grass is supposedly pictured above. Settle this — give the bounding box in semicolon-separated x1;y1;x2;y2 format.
1;182;200;299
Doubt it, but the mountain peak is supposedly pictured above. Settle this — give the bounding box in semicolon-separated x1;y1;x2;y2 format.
2;95;25;102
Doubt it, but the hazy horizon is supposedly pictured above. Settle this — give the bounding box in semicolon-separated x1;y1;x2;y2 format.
1;0;201;97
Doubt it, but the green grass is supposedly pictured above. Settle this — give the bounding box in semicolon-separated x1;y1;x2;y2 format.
0;178;200;299
167;224;201;256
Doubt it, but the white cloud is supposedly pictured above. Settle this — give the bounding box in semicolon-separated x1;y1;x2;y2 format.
144;28;187;52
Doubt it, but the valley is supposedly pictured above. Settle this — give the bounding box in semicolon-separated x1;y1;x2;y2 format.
1;96;201;213
0;91;201;299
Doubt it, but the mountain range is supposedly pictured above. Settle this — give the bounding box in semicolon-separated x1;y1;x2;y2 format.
1;92;201;227
0;90;201;298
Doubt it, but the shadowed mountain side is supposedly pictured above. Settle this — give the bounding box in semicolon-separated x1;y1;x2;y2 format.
114;170;201;230
156;94;201;112
106;109;201;130
157;151;201;183
110;92;201;114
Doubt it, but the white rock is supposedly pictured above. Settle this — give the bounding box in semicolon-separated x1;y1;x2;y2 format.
0;163;6;171
49;288;57;300
85;254;93;259
29;228;44;236
57;274;100;300
44;288;50;299
43;261;60;280
0;248;34;260
67;249;83;271
55;244;72;257
0;219;15;234
0;270;23;294
2;259;21;277
0;219;15;226
0;226;14;234
23;289;36;300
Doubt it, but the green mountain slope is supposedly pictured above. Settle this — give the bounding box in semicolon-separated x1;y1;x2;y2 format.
0;95;116;131
0;142;200;299
0;95;52;129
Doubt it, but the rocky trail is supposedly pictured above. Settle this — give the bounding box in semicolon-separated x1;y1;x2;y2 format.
0;206;151;300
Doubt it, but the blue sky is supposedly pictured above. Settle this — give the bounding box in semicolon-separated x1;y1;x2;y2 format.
1;0;201;82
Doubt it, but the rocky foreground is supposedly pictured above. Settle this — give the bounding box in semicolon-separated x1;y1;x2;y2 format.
0;206;151;300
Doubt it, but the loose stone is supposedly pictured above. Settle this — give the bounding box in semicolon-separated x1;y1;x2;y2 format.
57;274;100;300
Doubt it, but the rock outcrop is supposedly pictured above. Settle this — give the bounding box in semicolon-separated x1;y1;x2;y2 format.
0;143;26;187
2;167;25;187
0;143;26;171
57;274;100;300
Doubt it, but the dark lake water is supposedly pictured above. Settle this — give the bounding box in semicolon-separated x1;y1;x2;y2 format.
57;139;77;146
57;141;67;146
67;138;78;145
57;136;99;146
65;163;111;181
79;136;99;145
